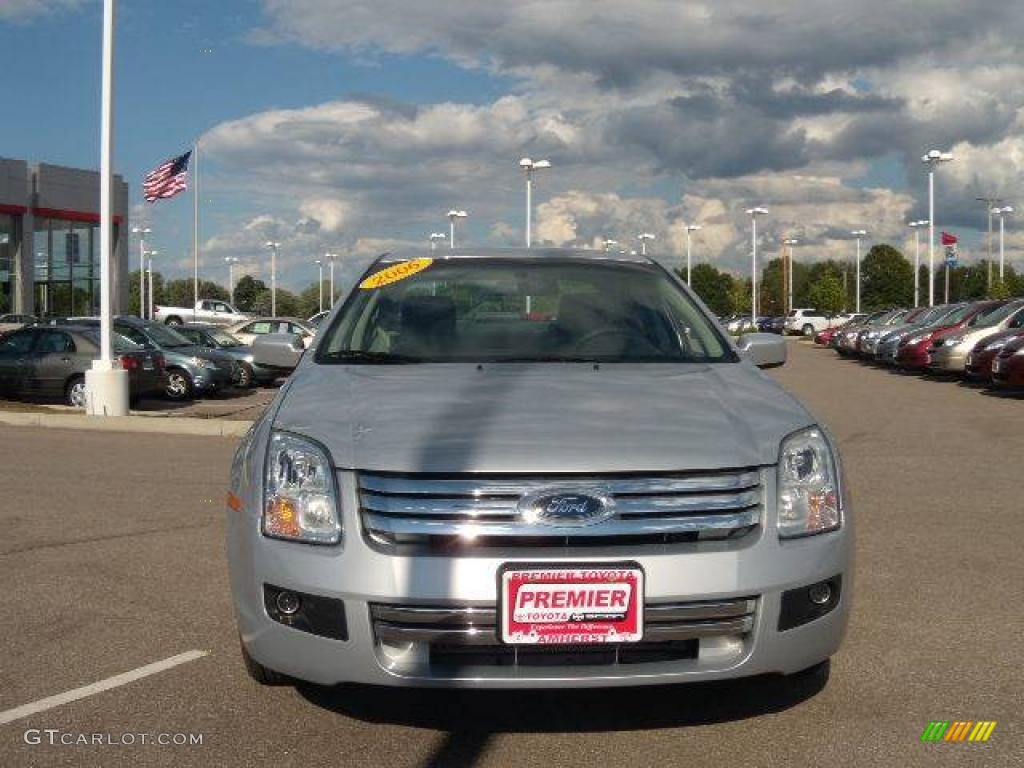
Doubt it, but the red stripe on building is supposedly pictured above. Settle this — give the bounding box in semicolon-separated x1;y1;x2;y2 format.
0;203;28;215
32;207;124;225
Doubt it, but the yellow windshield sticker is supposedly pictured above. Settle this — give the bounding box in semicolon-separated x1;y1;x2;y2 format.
359;258;433;289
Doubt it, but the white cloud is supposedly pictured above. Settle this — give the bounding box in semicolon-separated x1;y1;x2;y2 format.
0;0;82;22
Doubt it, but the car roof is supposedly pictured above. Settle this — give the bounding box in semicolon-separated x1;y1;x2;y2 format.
374;247;653;265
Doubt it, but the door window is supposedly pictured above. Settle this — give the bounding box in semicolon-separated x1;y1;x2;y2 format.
36;331;75;353
1;330;35;354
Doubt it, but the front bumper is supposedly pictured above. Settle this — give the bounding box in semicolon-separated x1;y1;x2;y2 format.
193;365;233;392
926;345;968;373
228;467;853;688
992;355;1024;386
897;343;931;369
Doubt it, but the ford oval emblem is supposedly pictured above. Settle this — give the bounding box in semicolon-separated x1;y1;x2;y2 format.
518;489;615;527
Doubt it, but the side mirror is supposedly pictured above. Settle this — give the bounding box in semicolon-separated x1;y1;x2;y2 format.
736;332;787;369
252;332;305;372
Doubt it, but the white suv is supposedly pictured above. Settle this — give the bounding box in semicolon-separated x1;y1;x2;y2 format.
785;308;846;336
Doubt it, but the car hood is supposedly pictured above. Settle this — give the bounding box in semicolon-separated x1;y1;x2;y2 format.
971;329;1024;352
162;345;236;367
273;362;815;473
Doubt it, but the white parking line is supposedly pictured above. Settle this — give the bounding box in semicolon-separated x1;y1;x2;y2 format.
0;650;209;726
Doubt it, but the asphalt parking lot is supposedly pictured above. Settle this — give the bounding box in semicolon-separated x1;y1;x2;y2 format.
0;340;1020;768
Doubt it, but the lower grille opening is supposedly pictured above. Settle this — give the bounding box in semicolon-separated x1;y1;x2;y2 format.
429;640;699;669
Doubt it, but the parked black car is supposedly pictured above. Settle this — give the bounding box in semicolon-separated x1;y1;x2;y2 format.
758;316;786;334
0;325;164;407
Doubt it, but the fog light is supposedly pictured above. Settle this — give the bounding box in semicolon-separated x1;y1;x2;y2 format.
808;583;832;605
275;590;301;615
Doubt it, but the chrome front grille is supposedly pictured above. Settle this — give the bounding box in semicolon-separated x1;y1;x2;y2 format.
370;598;756;669
357;470;763;552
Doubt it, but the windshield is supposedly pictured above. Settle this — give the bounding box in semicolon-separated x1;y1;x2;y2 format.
932;304;973;325
210;330;244;346
969;301;1020;327
82;330;143;354
317;258;735;364
142;323;194;348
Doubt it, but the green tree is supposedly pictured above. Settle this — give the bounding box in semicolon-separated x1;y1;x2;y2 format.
860;244;913;310
127;269;166;316
233;275;267;312
758;258;784;316
805;272;846;313
730;276;752;315
685;263;735;315
162;278;228;308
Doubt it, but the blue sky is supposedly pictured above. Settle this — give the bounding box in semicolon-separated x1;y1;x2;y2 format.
2;1;1021;290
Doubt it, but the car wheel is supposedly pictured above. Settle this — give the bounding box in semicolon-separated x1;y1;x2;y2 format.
164;368;194;401
239;637;291;686
165;316;183;326
801;323;814;336
236;362;254;388
64;375;87;408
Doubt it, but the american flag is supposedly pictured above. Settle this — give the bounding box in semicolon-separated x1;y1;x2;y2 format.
143;150;191;202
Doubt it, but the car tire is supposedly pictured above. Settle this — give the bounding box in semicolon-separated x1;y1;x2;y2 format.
164;368;194;401
802;323;814;336
165;316;183;326
240;638;291;686
64;375;87;408
236;362;254;389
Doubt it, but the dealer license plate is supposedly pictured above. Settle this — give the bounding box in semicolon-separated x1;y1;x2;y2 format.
142;359;155;370
499;564;643;645
993;359;1001;373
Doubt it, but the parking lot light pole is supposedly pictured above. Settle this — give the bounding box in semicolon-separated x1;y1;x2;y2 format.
145;250;158;320
993;206;1013;282
326;252;338;307
132;226;151;317
850;231;867;313
783;238;799;315
264;241;280;316
603;238;618;252
520;158;552;247
684;224;701;286
314;258;323;313
225;257;238;309
746;207;768;322
447;210;467;249
908;220;927;307
429;233;446;252
922;149;954;306
637;232;655;255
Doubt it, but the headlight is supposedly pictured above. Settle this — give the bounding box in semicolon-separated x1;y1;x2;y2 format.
942;335;966;346
191;356;215;369
906;333;930;345
777;427;841;538
263;432;341;544
984;339;1008;352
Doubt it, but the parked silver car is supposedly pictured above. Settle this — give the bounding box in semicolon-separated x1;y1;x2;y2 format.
228;249;850;690
927;300;1024;374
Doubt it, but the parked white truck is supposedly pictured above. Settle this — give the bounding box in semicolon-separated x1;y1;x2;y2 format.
153;299;250;327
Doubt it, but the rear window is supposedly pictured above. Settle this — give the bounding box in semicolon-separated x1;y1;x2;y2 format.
318;257;735;364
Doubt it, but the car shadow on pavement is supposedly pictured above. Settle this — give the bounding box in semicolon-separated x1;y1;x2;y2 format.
297;668;827;749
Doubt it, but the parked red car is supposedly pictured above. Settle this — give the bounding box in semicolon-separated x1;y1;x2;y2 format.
896;301;1000;371
991;335;1024;388
965;328;1024;382
815;327;839;346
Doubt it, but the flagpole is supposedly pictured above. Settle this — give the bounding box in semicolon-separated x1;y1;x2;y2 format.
193;140;199;320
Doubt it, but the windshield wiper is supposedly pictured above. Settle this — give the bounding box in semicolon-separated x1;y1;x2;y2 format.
322;350;422;364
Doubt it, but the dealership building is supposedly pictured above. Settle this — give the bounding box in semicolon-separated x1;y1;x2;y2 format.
0;157;129;317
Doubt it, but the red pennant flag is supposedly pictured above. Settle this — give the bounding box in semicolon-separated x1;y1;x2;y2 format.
941;231;958;246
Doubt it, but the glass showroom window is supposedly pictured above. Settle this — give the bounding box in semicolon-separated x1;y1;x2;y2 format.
0;214;15;314
33;218;100;317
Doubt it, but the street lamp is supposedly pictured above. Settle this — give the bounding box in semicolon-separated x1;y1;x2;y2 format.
992;206;1014;283
225;256;239;308
782;238;799;314
922;149;954;306
850;230;867;313
131;226;151;318
603;238;619;252
746;207;768;321
264;241;280;316
637;233;655;255
429;232;446;251
683;224;701;286
520;157;552;247
326;252;338;307
314;258;323;313
144;249;158;320
907;220;929;307
446;210;467;249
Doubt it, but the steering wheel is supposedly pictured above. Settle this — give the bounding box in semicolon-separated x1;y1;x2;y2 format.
572;327;659;356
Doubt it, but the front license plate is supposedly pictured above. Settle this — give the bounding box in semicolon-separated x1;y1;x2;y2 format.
992;359;1001;372
499;564;643;645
